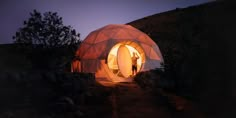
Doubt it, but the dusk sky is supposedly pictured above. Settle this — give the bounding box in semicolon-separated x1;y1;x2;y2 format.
0;0;215;44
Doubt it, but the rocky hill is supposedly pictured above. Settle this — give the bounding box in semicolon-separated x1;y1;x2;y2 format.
128;1;236;117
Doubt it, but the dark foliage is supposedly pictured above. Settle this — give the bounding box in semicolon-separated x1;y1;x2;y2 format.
13;9;80;48
12;10;81;70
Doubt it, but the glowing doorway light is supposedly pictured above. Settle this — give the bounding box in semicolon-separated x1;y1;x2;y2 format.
125;45;142;69
107;43;143;78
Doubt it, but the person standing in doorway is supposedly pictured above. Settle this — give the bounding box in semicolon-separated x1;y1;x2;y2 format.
132;52;139;76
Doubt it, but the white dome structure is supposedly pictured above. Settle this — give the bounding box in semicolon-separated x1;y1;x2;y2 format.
71;24;164;82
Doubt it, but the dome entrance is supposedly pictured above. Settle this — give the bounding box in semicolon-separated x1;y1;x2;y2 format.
107;42;143;78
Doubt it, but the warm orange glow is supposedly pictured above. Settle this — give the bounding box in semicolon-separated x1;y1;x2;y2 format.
117;45;132;78
71;59;80;72
107;42;143;78
72;24;164;82
125;45;142;69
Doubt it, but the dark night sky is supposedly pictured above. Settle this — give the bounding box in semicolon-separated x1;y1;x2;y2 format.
0;0;215;44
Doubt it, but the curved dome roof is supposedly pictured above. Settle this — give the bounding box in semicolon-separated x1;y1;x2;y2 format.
76;24;163;62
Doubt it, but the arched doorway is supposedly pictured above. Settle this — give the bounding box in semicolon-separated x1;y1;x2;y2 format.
107;41;145;79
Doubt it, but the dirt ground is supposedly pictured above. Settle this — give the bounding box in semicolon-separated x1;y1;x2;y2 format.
82;81;206;118
0;81;206;118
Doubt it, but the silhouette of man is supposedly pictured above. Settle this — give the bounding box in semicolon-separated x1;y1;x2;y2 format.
131;52;139;76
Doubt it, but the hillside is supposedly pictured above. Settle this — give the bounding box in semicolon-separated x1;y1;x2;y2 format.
128;1;236;117
0;44;31;72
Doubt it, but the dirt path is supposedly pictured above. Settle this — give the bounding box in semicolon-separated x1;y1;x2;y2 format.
107;82;171;118
0;81;206;118
82;81;206;118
